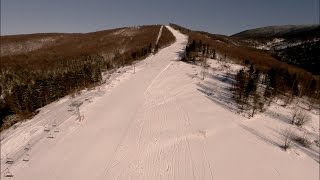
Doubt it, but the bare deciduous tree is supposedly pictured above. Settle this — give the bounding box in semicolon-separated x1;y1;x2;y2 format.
200;57;208;80
291;107;300;124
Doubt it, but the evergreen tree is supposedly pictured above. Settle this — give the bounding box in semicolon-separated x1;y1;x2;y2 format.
234;69;246;108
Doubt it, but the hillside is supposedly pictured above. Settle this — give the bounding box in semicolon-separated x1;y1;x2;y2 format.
1;25;175;68
273;41;320;74
232;24;320;39
231;25;320;75
170;23;319;121
0;25;176;130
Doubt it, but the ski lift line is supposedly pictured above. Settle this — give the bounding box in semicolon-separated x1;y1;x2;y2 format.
47;131;54;138
24;143;31;151
19;101;67;132
1;144;32;173
5;154;14;164
3;168;14;177
1;88;95;173
5;158;14;164
44;124;50;132
1;122;61;174
54;127;60;132
0;126;47;174
23;154;30;162
1;93;93;174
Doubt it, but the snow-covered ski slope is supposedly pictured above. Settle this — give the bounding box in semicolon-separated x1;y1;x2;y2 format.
1;26;319;180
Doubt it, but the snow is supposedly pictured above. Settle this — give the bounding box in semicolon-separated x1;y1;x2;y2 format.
255;38;320;50
155;25;164;46
112;27;139;37
256;38;284;50
1;26;319;180
1;37;58;56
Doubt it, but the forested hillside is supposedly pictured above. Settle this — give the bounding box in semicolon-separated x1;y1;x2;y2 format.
231;25;320;75
0;25;175;130
272;41;320;75
170;23;319;117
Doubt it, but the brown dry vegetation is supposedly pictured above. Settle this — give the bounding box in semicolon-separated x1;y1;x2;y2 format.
157;25;176;48
169;23;315;75
170;24;320;89
1;25;168;69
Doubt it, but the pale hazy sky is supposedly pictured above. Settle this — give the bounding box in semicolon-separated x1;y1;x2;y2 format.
1;0;319;35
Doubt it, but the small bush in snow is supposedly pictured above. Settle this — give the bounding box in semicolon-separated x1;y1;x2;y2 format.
291;108;300;123
292;109;311;127
282;128;294;151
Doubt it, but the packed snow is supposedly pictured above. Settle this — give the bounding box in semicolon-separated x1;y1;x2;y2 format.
1;26;319;180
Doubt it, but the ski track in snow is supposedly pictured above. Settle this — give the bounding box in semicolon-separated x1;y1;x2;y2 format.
102;57;214;179
100;26;214;179
1;26;319;180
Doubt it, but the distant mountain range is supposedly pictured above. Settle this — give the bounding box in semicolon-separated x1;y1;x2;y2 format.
232;24;320;39
231;25;320;75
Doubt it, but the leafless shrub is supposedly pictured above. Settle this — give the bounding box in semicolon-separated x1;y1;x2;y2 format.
200;58;209;80
291;107;300;123
292;108;311;127
282;128;294;151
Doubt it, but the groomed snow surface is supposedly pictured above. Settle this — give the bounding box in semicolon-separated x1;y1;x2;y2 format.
1;26;319;180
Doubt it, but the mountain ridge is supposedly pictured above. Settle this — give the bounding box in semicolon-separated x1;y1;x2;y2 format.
232;24;320;38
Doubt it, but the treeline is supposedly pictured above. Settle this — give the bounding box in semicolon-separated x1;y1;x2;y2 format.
157;25;176;49
233;64;319;117
0;55;103;129
233;65;262;117
130;43;153;60
184;40;216;62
